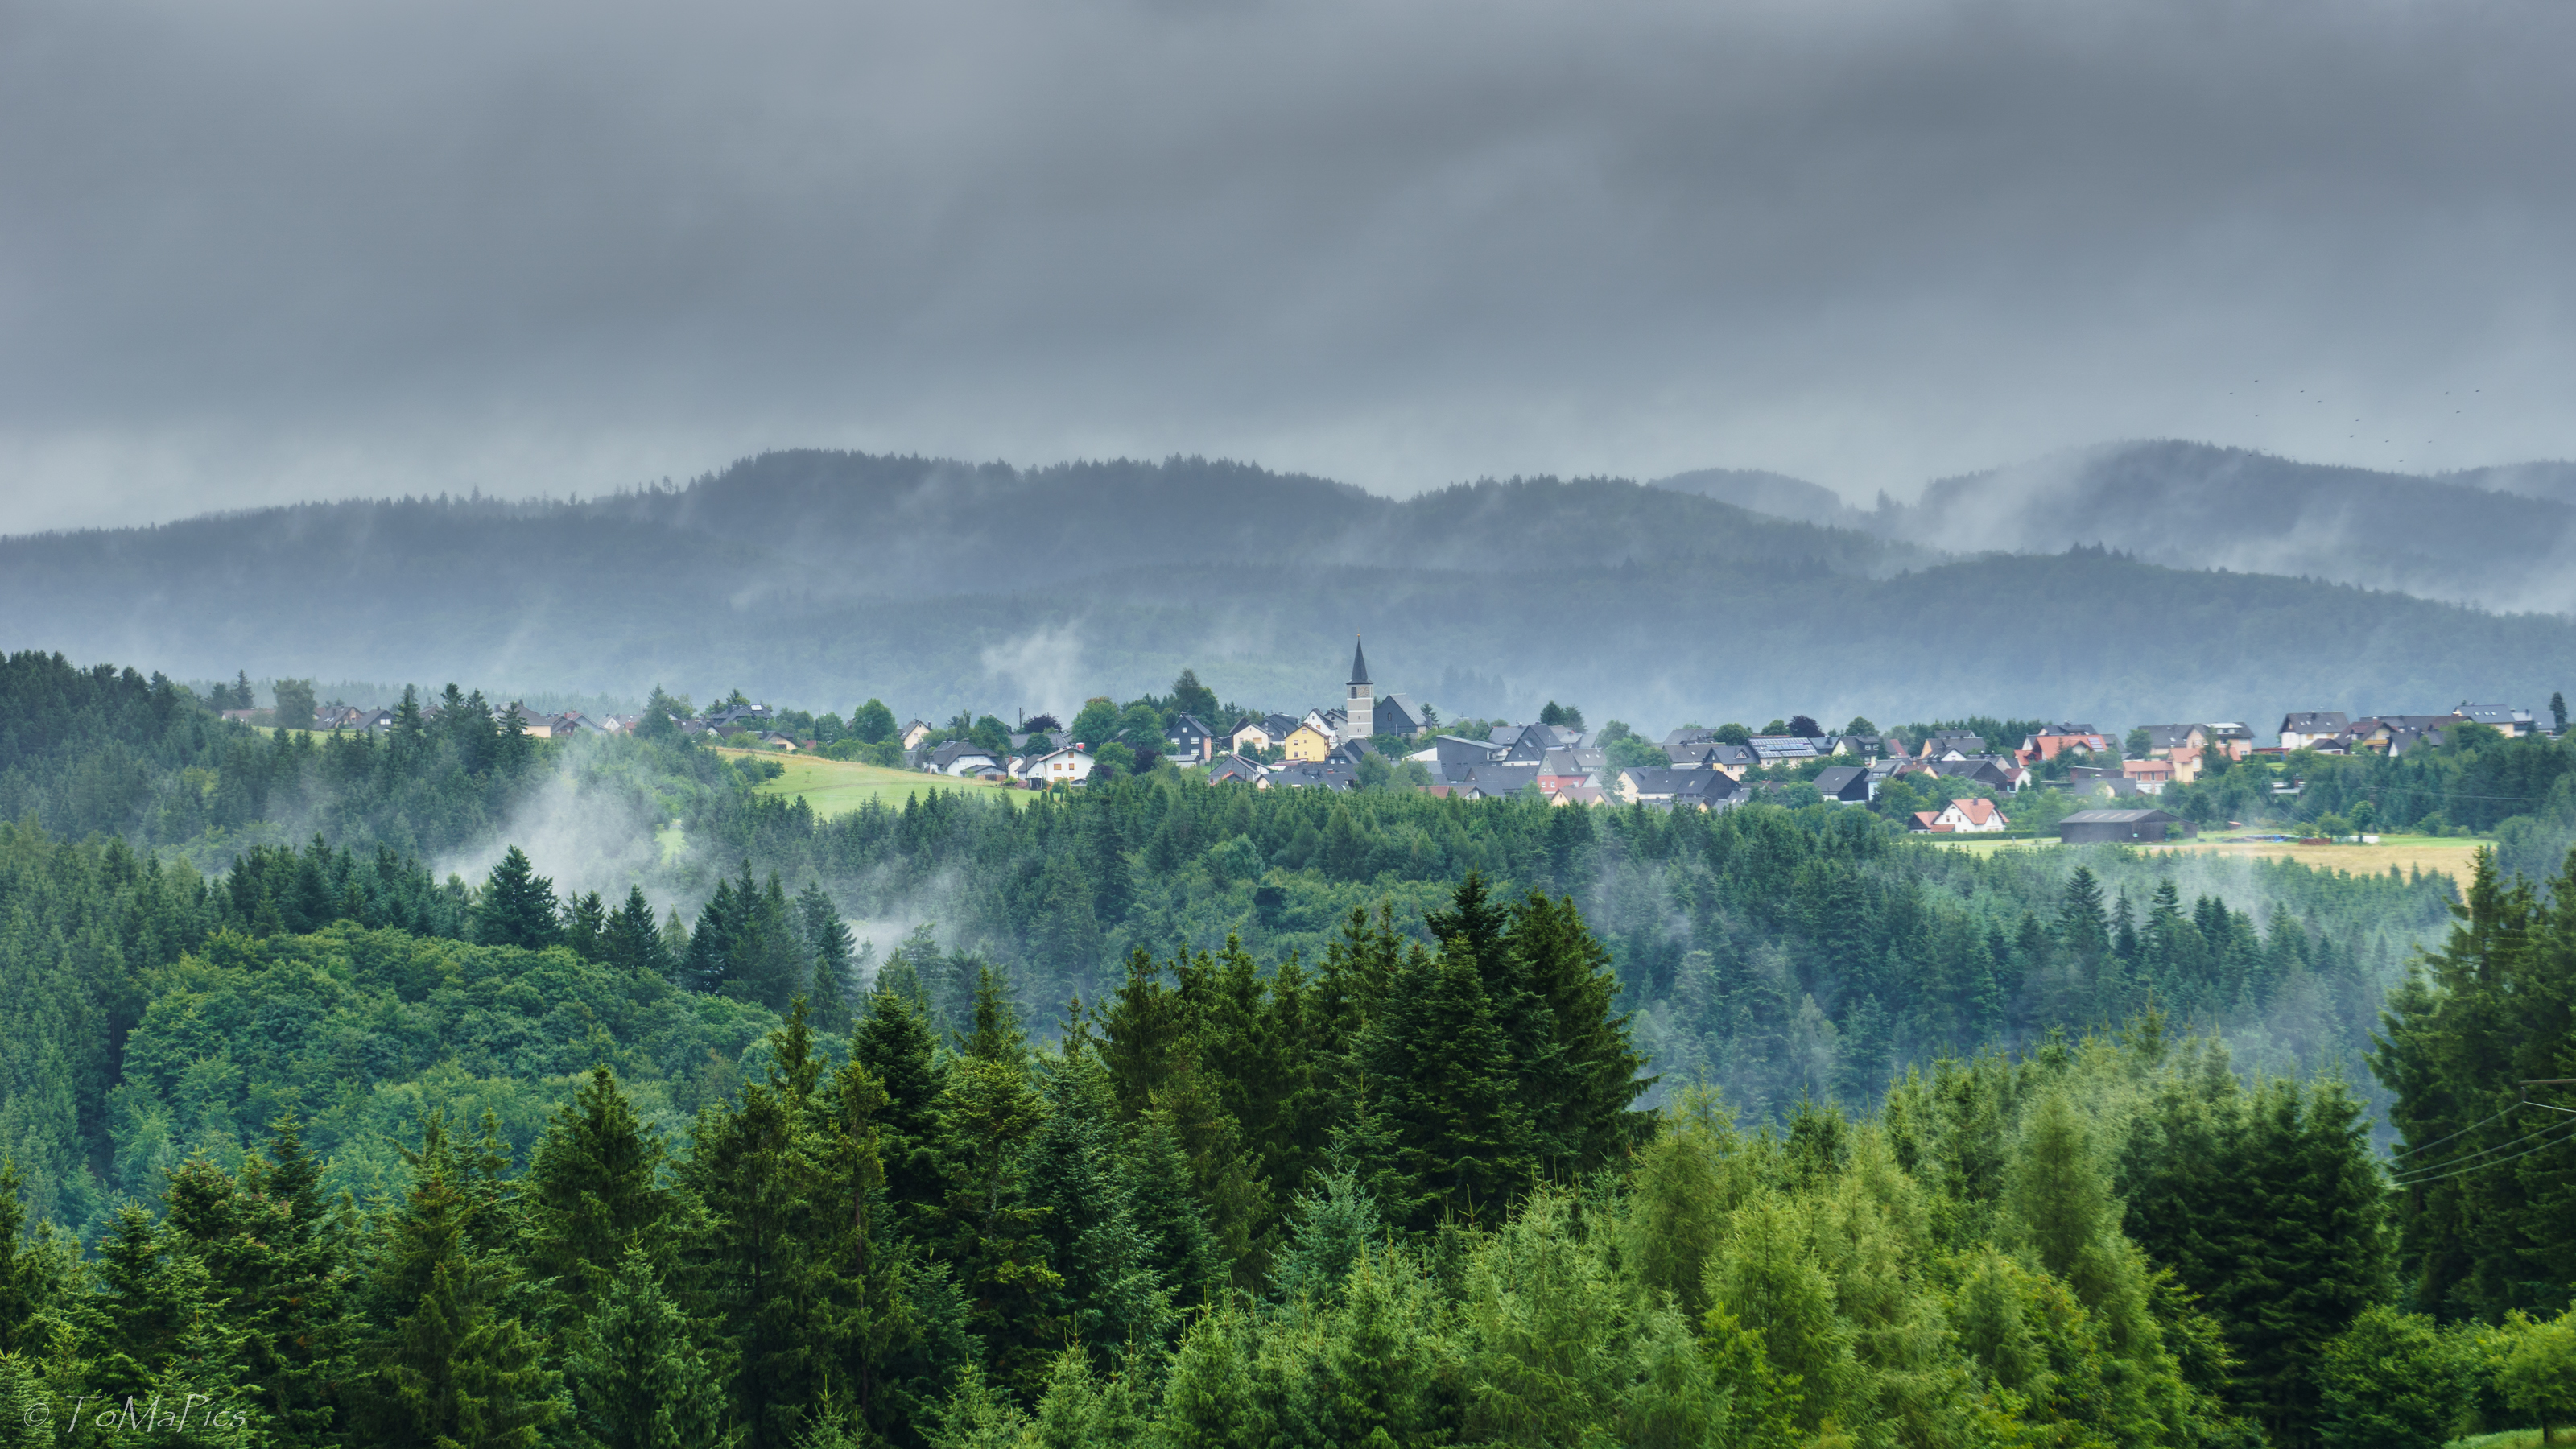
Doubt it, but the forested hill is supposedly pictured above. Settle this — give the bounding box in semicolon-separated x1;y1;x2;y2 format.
1872;440;2576;614
2;648;2574;1447
8;447;2576;723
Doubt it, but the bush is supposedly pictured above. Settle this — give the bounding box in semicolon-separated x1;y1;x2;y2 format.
2314;1307;2471;1449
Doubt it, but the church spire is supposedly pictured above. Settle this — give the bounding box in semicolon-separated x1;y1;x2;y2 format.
1349;634;1370;687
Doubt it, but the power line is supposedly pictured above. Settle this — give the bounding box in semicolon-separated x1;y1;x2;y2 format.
2391;1119;2576;1189
2389;1100;2526;1158
2388;1109;2562;1178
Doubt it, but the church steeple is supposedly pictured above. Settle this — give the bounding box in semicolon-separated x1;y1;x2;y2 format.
1341;634;1374;745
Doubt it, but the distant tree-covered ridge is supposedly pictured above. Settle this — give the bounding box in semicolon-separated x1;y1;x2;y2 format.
8;448;2576;724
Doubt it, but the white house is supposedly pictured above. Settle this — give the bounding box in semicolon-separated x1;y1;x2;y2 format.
1932;798;2008;833
1023;746;1097;787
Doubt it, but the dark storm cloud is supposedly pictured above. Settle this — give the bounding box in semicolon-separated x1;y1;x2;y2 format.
3;0;2572;530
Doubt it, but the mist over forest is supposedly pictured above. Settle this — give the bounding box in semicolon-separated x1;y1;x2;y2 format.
6;443;2575;728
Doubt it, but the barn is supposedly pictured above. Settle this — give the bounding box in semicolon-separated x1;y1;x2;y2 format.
2058;807;2195;844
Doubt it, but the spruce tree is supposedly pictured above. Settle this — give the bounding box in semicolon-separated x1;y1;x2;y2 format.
725;873;804;1011
1501;890;1652;1173
561;1247;727;1449
929;975;1063;1389
683;875;741;994
522;1066;671;1322
1362;937;1533;1230
602;886;667;977
564;890;608;962
854;985;947;1232
795;881;857;1032
363;1116;563;1449
472;845;559;950
1026;1051;1167;1358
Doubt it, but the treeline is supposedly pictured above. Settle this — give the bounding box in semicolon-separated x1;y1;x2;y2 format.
674;768;2452;1115
3;870;2570;1447
2150;720;2576;841
0;650;753;868
0;650;2469;1216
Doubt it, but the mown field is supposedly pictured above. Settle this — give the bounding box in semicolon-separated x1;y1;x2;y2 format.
2162;832;2487;886
1927;828;2488;886
715;745;1022;818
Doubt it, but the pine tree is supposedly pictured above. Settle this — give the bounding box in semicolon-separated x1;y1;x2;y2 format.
795;881;857;1033
521;1066;671;1322
561;1247;728;1449
560;890;607;961
363;1115;563;1449
0;1158;62;1356
1271;1169;1383;1308
1502;890;1653;1172
601;886;667;977
683;874;741;995
1081;803;1133;927
854;984;947;1232
929;976;1063;1389
1026;1051;1167;1358
1362;937;1533;1230
687;1010;832;1449
725;873;804;1011
472;846;559;950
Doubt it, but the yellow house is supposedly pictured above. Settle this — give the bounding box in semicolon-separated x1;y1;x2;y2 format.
1283;724;1335;762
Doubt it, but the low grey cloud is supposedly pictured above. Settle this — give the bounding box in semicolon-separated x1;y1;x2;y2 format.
3;0;2571;532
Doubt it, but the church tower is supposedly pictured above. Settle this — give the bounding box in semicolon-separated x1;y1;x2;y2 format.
1341;635;1374;744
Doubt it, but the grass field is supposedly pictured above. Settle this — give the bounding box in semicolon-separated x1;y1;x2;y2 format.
1920;829;2487;885
716;747;1021;819
2157;832;2487;886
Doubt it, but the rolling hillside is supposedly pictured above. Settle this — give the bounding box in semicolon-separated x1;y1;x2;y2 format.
5;448;2573;726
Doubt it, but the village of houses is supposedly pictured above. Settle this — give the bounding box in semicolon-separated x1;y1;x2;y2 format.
279;643;2548;847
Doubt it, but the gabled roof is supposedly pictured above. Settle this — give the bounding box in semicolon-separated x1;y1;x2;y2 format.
2059;807;2179;824
1166;712;1214;737
1619;766;1695;797
2279;712;2348;733
1943;798;2004;827
1812;765;1868;798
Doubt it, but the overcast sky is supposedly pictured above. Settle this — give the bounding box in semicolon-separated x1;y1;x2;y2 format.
3;0;2571;534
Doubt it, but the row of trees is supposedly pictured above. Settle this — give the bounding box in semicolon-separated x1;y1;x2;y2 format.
6;897;2570;1446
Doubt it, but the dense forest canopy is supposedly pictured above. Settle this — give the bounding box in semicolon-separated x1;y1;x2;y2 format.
6;449;2576;724
3;647;2576;1446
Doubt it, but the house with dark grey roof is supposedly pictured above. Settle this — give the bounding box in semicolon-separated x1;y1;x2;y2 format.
1203;753;1264;785
926;741;1001;776
1376;693;1430;738
2277;712;2349;750
1749;736;1824;765
1460;763;1543;795
2058;807;2194;843
1416;734;1508;782
1264;760;1357;791
1677;771;1745;811
2459;706;2535;737
1617;767;1699;805
1164;712;1218;762
1813;765;1872;803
